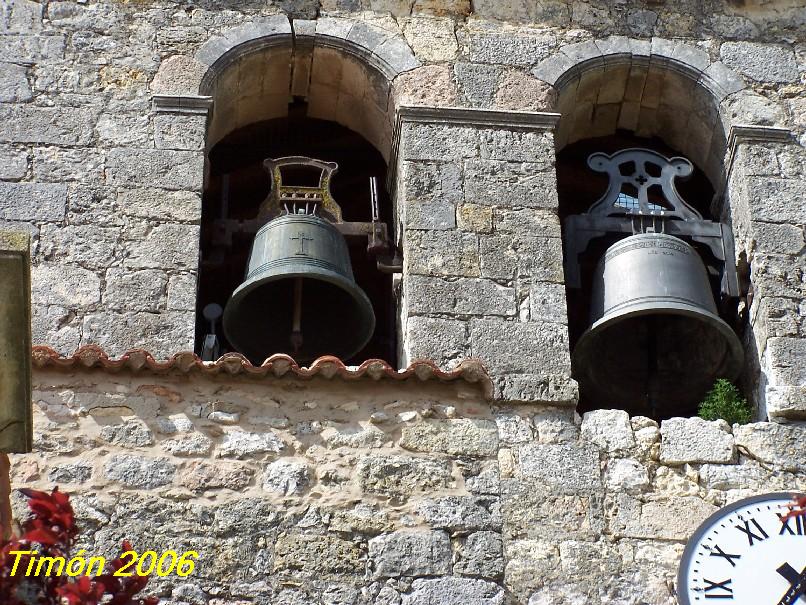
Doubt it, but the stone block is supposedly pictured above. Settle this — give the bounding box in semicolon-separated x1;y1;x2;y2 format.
0;146;28;180
698;461;768;491
401;123;479;161
393;64;459;108
497;371;578;404
154;114;206;151
417;496;500;531
465;32;556;67
119;188;201;223
124;223;200;270
493;207;561;238
457;204;493;233
0;105;94;145
479;129;554;164
31;304;81;352
465;159;558;209
402;17;458;63
480;235;563;282
402;576;504;604
32;263;101;307
528;282;567;324
167;273;197;311
106;149;203;191
368;530;451;578
532;408;579;443
405;229;479;277
32;147;104;184
609;494;717;540
80;310;194;357
48;462;92;484
375;36;421;74
767;337;806;387
104;454;176;489
0;33;65;63
274;533;364;575
96;113;152;148
0;182;66;221
406;275;516;317
720;42;799;83
604;458;649;494
766;386;806;421
469;319;570;374
161;433;213;457
733;422;806;472
753;222;804;256
518;442;601;493
104;268;168;311
357;454;453;496
580;409;635;453
218;430;286;459
0;62;31;102
324;423;389;448
39;224;121;269
494;68;557;112
179;461;253;492
495;414;533;444
751;254;805;300
99;419;154;447
660;417;735;464
400;418;498;456
454;531;504;579
402;161;461;230
404;316;466;367
455;62;502;107
262;460;310;495
501;479;601;541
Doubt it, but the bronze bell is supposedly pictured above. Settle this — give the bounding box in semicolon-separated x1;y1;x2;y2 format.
572;232;744;417
222;157;376;363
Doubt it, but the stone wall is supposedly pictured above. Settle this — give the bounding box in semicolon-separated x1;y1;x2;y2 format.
1;0;803;416
9;367;806;604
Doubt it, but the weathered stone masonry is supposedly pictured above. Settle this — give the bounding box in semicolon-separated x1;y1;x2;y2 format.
3;0;805;603
11;363;806;604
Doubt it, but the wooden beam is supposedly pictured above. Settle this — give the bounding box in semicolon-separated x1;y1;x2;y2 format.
0;230;32;454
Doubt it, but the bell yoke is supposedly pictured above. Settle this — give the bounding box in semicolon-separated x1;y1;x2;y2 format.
223;157;376;364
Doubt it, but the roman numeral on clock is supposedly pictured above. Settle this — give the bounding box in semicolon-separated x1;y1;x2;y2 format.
703;578;734;599
708;544;741;566
735;518;769;545
778;513;806;536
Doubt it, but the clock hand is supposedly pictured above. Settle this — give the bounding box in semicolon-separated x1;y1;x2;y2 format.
776;564;806;605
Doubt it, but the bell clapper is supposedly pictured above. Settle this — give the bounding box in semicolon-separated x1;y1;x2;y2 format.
290;277;304;353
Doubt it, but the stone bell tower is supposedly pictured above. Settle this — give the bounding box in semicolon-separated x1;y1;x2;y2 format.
1;0;804;603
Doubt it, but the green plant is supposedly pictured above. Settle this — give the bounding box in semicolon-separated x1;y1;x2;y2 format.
697;379;753;425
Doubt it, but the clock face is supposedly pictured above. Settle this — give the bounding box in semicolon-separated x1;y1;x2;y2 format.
678;493;806;605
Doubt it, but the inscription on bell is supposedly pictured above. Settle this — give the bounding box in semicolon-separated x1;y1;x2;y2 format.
290;231;313;256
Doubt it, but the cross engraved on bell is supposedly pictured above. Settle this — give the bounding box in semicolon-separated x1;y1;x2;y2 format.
290;231;313;255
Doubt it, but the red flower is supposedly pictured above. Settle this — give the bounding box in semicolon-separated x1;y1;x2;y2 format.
0;488;160;605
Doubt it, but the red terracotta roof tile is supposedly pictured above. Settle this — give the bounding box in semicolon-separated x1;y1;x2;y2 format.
31;345;493;398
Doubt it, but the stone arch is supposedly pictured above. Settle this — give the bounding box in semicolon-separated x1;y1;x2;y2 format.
532;37;780;187
158;15;421;160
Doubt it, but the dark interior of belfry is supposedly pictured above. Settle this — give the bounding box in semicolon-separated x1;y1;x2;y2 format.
196;109;397;365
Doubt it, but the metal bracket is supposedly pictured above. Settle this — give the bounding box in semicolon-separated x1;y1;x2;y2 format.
258;156;343;223
211;156;402;272
564;149;739;299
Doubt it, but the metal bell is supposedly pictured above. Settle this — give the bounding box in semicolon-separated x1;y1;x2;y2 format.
572;232;744;417
222;213;376;363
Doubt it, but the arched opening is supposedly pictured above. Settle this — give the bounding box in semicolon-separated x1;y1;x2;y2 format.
554;55;746;420
194;36;399;365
